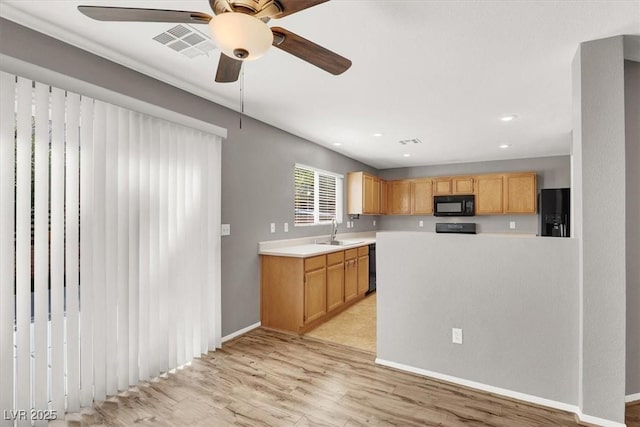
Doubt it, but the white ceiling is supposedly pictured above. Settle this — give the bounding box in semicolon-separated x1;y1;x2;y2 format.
2;0;639;169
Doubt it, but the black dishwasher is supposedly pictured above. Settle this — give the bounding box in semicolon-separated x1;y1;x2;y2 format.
367;243;376;294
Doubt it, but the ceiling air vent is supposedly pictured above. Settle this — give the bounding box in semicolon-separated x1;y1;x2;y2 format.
398;138;423;145
152;24;217;59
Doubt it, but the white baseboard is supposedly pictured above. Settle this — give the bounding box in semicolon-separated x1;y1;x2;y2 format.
375;358;626;427
576;410;627;427
627;392;640;403
221;322;261;343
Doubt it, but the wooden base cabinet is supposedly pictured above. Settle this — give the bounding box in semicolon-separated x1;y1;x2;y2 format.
357;246;369;295
261;246;369;334
326;252;345;312
344;248;358;302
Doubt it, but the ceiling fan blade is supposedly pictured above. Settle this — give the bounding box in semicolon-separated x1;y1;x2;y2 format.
272;0;329;18
271;27;351;75
77;6;212;24
215;54;243;83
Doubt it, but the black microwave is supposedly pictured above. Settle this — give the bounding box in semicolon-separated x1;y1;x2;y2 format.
433;195;475;217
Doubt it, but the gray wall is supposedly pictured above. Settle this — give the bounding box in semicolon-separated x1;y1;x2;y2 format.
0;18;377;337
626;60;640;396
378;156;570;235
572;36;627;422
376;232;579;404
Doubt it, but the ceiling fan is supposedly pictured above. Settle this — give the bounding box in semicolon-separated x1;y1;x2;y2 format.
77;0;352;83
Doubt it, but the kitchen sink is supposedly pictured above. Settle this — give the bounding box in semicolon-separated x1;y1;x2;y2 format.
316;240;364;246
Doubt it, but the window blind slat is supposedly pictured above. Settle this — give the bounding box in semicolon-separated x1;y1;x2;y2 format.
208;135;222;349
148;119;160;378
104;104;118;396
128;112;140;386
65;92;81;413
50;86;66;416
117;107;130;391
167;126;177;367
15;76;32;426
0;72;16;420
79;95;95;407
92;100;107;401
158;122;169;372
138;116;150;381
33;81;49;424
191;132;202;358
184;128;194;362
175;126;185;367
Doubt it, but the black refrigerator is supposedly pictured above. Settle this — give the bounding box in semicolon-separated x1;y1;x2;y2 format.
540;188;570;237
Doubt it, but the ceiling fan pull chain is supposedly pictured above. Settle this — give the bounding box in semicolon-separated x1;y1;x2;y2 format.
239;66;245;129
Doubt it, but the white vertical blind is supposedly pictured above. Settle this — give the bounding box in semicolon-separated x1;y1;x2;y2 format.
167;125;177;369
80;96;94;406
92;100;107;402
0;72;15;427
128;112;140;386
79;94;95;408
0;75;14;427
148;119;160;378
15;76;31;427
0;72;222;423
65;92;81;413
158;122;169;373
138;115;150;382
33;81;49;427
117;107;130;392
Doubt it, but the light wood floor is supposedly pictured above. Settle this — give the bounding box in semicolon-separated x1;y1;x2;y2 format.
56;327;639;427
304;293;376;353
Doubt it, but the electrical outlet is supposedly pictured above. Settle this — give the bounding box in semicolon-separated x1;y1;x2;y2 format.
373;219;376;227
509;221;516;229
419;220;424;227
284;223;289;232
452;328;463;344
346;221;351;229
221;224;230;236
270;223;275;233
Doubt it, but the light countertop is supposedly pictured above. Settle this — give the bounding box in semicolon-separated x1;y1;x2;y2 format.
258;232;376;258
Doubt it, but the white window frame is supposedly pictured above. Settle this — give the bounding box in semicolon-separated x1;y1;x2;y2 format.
294;163;343;227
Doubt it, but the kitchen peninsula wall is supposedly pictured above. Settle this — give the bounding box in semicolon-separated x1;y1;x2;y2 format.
376;155;570;234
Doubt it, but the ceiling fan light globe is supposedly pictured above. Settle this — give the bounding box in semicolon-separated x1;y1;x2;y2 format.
209;12;273;61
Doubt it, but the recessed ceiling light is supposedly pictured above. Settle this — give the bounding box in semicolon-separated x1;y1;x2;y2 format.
403;153;411;157
333;142;342;146
372;133;383;137
501;115;517;122
499;144;512;149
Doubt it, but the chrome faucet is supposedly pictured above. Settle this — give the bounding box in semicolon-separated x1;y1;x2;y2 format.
330;217;338;242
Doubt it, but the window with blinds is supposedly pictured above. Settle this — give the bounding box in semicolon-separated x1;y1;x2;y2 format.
294;164;343;226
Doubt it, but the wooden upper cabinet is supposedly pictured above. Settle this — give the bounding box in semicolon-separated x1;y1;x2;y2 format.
452;177;474;194
347;172;380;215
411;178;433;215
433;178;453;196
379;179;388;215
388;180;412;215
504;172;537;214
476;174;504;215
434;176;474;195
